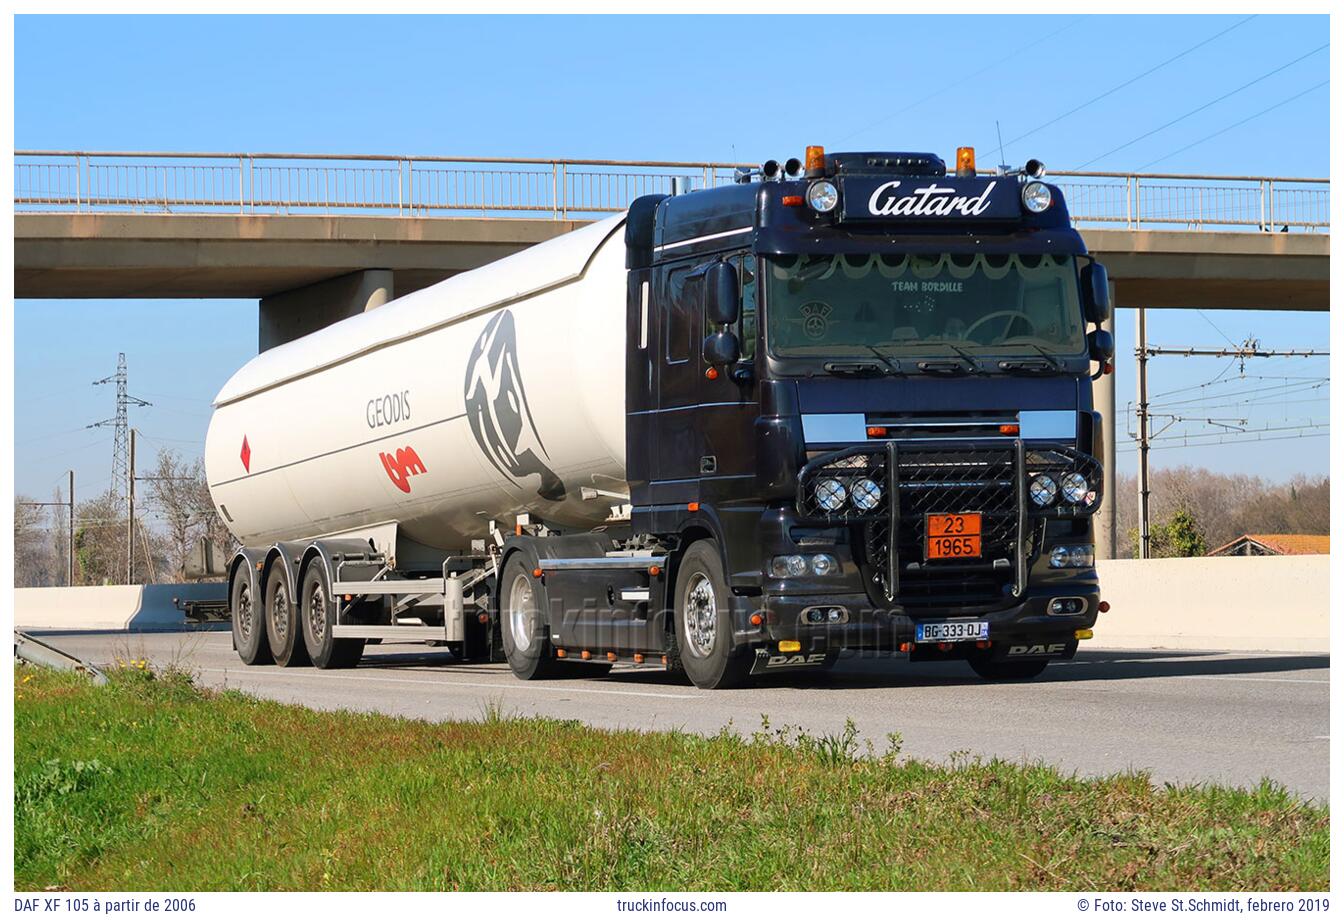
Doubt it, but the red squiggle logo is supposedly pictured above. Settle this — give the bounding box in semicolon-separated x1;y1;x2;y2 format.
380;446;427;493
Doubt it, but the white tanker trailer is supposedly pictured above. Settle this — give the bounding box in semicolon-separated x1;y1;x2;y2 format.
210;144;1114;689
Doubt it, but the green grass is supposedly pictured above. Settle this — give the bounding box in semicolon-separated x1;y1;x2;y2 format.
14;663;1328;892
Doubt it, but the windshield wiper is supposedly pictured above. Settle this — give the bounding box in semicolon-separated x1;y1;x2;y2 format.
861;345;907;377
910;341;986;376
822;361;885;377
999;344;1063;375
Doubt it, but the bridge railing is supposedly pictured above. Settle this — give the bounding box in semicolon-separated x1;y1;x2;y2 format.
14;151;1329;231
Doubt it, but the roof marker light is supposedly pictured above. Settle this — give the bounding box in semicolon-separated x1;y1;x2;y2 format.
804;145;826;177
956;146;976;177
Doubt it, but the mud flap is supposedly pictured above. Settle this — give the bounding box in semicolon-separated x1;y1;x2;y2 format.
749;648;840;675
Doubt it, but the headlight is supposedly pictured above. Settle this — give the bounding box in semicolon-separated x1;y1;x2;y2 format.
1029;473;1058;507
807;180;839;213
815;478;847;511
1022;181;1052;213
1049;544;1095;568
851;478;882;511
810;554;839;576
771;555;808;578
1061;472;1090;504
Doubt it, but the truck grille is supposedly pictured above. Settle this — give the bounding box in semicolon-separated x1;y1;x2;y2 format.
797;440;1098;610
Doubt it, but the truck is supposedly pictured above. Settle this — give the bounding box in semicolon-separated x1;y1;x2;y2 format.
206;143;1115;689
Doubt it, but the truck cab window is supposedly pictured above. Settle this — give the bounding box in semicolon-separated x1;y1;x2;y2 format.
738;254;757;360
664;264;697;365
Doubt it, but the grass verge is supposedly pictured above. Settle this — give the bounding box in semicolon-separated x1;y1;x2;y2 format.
14;663;1328;891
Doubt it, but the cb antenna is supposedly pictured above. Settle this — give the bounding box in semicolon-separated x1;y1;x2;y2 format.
995;120;1010;174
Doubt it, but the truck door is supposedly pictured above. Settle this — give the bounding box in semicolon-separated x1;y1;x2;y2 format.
649;259;704;507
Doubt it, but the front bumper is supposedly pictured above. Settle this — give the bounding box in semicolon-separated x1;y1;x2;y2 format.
734;579;1100;656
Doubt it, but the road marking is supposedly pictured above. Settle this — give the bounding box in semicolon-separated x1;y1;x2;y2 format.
1169;674;1328;685
196;666;699;700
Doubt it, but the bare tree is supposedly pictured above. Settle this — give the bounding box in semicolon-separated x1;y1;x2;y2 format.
14;495;56;587
145;447;234;580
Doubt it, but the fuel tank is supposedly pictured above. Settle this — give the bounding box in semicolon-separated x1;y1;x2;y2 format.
204;215;629;550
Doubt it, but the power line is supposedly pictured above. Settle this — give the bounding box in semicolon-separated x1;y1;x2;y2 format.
837;17;1085;146
1137;79;1328;170
998;16;1256;153
1074;42;1329;169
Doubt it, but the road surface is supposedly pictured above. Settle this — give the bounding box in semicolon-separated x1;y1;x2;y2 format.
31;629;1329;802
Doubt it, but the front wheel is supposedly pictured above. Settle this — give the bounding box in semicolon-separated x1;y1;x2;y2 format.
967;653;1050;681
670;540;752;690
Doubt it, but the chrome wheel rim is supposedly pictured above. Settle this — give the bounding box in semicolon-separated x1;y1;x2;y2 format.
508;573;536;653
682;573;717;659
236;584;254;642
308;580;328;641
271;583;289;642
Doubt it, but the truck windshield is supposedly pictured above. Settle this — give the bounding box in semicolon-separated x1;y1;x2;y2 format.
765;252;1086;359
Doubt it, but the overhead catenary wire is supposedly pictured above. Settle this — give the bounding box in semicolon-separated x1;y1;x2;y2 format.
1074;42;1329;169
837;17;1085;146
1137;79;1329;171
995;15;1256;154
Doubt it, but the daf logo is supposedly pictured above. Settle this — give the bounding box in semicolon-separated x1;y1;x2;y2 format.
1007;642;1067;657
766;653;829;668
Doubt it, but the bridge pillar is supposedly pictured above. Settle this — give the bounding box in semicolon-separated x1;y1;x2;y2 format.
258;269;394;351
1092;291;1118;560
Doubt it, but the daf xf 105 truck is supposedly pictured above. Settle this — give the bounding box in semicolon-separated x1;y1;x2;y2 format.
206;144;1114;689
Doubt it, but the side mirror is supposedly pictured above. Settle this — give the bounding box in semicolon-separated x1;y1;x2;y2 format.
1088;328;1115;363
1081;261;1111;325
702;330;740;367
704;261;740;326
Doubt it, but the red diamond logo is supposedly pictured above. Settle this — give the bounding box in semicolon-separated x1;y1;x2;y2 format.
240;435;251;472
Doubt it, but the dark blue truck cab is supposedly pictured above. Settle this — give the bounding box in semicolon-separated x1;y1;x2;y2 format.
505;144;1114;690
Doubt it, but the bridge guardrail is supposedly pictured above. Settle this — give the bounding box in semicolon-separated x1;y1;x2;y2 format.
14;151;1329;232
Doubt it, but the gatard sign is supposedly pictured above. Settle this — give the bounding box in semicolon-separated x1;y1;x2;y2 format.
839;176;1020;222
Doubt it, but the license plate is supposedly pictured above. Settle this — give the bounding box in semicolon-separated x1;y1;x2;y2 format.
926;512;982;559
915;620;990;643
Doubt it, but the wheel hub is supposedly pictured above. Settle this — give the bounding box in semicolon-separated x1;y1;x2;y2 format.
683;573;717;658
508;573;536;652
308;581;328;640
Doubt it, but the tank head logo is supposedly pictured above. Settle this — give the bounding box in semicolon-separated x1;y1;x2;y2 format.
464;310;565;502
380;446;427;494
240;435;251;473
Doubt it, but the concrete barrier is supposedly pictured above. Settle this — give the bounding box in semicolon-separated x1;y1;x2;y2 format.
13;559;1328;651
14;583;228;632
1093;556;1329;653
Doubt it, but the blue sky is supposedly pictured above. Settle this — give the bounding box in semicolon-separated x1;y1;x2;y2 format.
13;13;1331;504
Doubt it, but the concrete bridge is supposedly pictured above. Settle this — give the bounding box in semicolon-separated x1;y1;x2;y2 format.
16;151;1329;346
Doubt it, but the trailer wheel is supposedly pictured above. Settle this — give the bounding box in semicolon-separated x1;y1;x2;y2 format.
967;653;1050;681
300;563;365;670
671;540;752;690
264;564;310;668
231;567;272;665
499;554;559;680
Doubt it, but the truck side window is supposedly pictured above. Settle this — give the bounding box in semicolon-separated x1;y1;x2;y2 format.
738;254;757;360
665;264;696;365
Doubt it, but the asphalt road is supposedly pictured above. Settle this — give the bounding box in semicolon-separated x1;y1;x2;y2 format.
33;629;1329;802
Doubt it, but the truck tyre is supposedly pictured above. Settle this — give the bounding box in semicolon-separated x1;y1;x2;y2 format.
671;540;752;690
967;653;1050;681
231;568;272;665
264;564;310;668
300;563;365;670
499;554;560;680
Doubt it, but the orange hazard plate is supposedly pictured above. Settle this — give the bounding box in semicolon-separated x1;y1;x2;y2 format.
925;513;982;560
